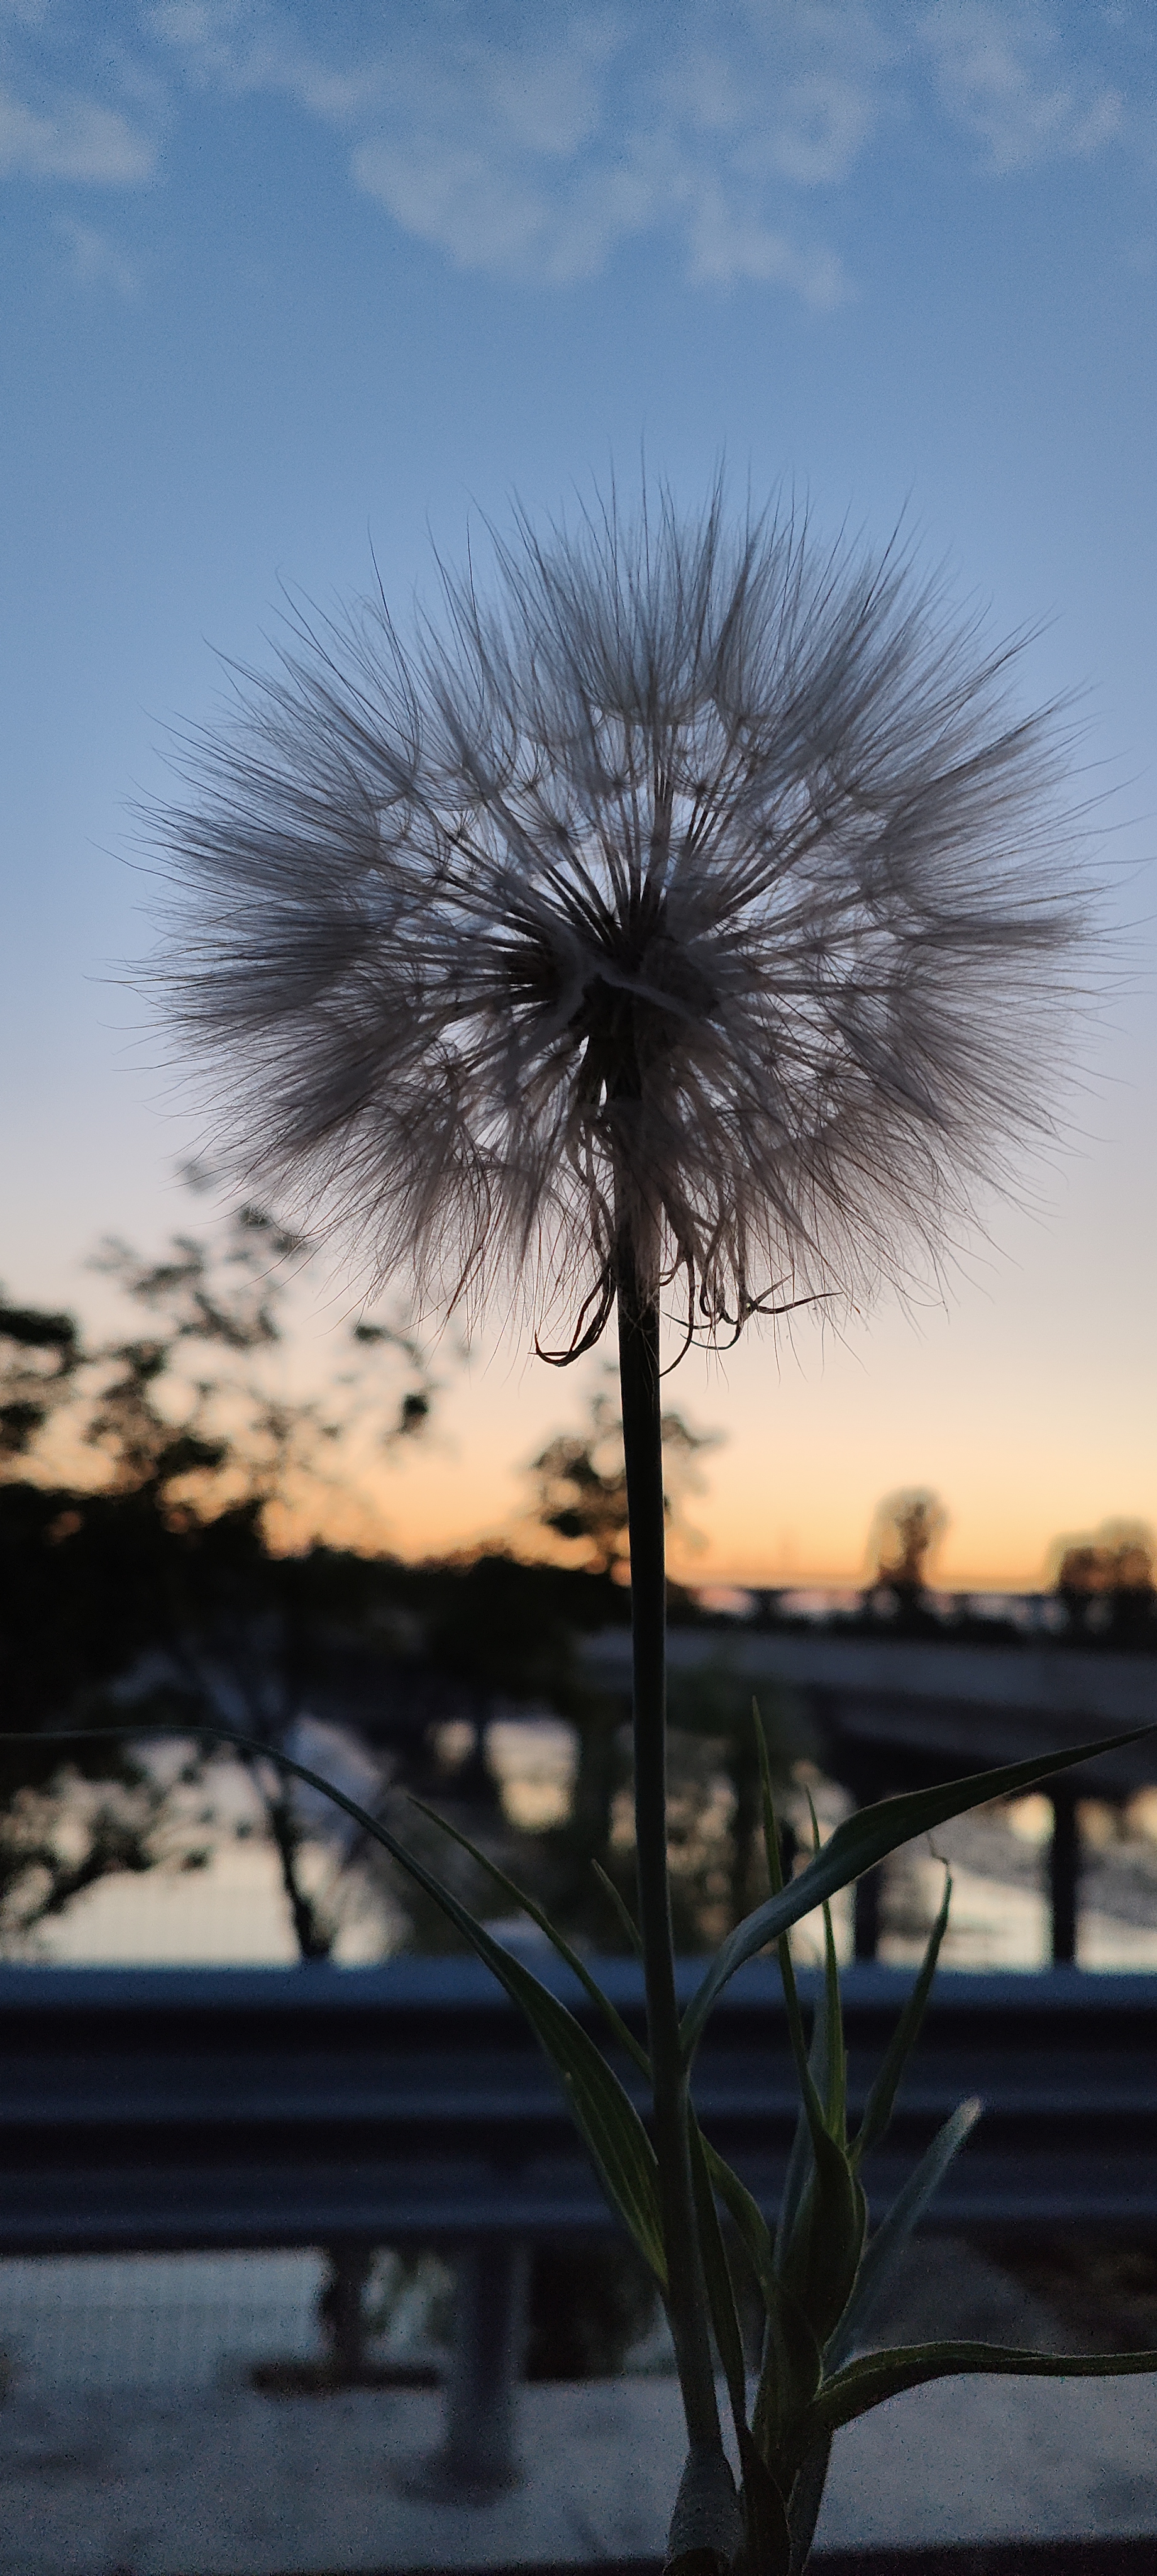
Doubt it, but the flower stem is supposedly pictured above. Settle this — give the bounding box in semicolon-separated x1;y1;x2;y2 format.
617;1256;722;2457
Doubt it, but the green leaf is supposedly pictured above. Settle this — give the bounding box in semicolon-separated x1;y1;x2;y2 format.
753;2275;823;2465
826;2097;982;2372
772;1927;839;2290
28;1723;668;2284
592;1859;644;1960
773;2091;816;2289
851;1871;952;2168
779;2129;866;2353
691;2140;824;2552
739;2428;791;2576
786;2434;833;2576
351;1812;667;2287
681;1726;1153;2059
773;1983;839;2304
773;1971;848;2331
753;1696;785;1897
408;1793;650;2077
699;2136;775;2301
811;2337;1157;2442
766;1896;863;2353
799;1791;847;2147
753;1726;836;2314
689;2113;750;2454
819;1890;846;2144
490;1955;666;2287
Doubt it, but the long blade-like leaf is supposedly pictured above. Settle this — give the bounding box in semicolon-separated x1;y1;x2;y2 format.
739;2429;792;2576
682;1727;1151;2058
22;1725;667;2281
820;1892;846;2143
753;2272;823;2465
753;1699;783;1895
754;1721;824;2277
689;2113;750;2453
825;2097;982;2371
851;1871;952;2168
780;2135;866;2353
773;1968;845;2302
787;2434;833;2576
505;1964;667;2285
775;2092;817;2287
802;1791;847;2145
772;1962;836;2298
592;1860;644;1960
700;2136;774;2299
811;2336;1157;2442
774;1912;843;2291
408;1793;650;2077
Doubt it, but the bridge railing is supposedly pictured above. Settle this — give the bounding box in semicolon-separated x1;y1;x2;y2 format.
3;1958;1157;2490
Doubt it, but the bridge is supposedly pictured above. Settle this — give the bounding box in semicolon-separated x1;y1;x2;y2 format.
584;1624;1157;1962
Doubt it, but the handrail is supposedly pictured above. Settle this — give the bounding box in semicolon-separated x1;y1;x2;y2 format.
4;1960;1157;2495
2;1960;1156;2253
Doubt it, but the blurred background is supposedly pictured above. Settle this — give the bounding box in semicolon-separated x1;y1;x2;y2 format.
4;4;1157;2546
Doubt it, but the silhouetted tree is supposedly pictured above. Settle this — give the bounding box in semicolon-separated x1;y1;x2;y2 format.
531;1387;716;1579
0;1180;441;1946
865;1487;948;1627
1053;1520;1156;1645
0;1301;83;1464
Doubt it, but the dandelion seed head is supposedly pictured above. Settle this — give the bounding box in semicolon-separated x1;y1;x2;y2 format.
150;484;1088;1356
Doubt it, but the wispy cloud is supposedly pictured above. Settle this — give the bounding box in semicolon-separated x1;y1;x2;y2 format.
145;1;875;303
1;1;1151;301
0;79;155;182
918;3;1125;173
55;213;141;294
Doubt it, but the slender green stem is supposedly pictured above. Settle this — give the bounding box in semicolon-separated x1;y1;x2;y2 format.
617;1253;722;2455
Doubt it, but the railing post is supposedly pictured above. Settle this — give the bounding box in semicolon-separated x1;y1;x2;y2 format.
1049;1786;1080;1966
319;2241;374;2381
401;2238;529;2499
853;1864;882;1962
444;2239;528;2491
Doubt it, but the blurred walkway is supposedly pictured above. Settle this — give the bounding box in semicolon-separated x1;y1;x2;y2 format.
2;2367;1157;2575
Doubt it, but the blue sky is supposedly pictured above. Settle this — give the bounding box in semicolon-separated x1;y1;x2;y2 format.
3;1;1157;1582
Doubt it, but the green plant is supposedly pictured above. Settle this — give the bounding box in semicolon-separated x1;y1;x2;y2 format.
130;482;1142;2570
36;1697;1156;2574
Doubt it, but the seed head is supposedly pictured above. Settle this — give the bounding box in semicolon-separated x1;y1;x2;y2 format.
151;486;1087;1356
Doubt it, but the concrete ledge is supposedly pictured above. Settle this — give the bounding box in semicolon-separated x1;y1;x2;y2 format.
248;2553;1157;2576
3;2373;1157;2576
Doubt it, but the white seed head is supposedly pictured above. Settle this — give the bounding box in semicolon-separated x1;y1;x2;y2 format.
150;486;1087;1356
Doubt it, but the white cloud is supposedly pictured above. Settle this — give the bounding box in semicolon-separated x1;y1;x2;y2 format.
145;0;388;120
0;80;155;181
687;198;850;304
919;2;1124;172
485;37;610;158
2;1;1149;295
346;11;869;302
55;213;141;294
140;1;859;301
763;76;882;186
355;138;562;279
353;130;665;287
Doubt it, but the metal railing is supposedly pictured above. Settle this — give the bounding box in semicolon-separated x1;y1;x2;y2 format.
4;1958;1157;2489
